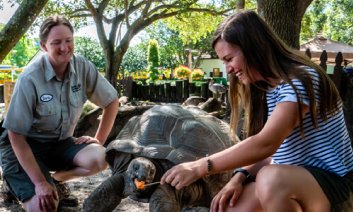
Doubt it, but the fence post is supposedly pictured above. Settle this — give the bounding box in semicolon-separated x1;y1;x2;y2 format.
159;83;165;102
188;82;195;96
142;85;150;100
149;83;155;101
124;77;133;99
183;79;189;100
165;82;171;102
320;50;328;72
333;52;343;95
171;85;177;102
175;80;183;102
305;48;311;59
132;81;137;100
4;82;15;116
201;82;208;99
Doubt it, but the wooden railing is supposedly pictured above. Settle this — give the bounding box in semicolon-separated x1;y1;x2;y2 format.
118;78;215;103
304;49;347;97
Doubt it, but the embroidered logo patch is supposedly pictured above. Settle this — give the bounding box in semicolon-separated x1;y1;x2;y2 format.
71;84;81;92
40;94;53;102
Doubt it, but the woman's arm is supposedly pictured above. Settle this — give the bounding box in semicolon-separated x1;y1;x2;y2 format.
162;101;308;189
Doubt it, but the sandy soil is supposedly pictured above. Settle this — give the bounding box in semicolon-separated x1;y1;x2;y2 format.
0;168;150;212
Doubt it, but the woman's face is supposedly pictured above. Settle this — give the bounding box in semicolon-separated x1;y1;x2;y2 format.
215;39;262;85
40;24;74;69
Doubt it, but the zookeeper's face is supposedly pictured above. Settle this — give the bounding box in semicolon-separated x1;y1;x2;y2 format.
215;38;262;85
40;24;74;69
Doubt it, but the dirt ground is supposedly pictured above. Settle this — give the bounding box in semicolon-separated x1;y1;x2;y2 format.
0;168;150;212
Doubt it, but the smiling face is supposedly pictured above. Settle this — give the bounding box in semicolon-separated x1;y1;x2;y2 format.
40;24;74;71
214;39;262;85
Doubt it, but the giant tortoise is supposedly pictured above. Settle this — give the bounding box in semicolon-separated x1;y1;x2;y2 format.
83;105;237;212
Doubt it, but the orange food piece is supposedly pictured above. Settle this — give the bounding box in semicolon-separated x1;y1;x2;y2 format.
134;179;145;190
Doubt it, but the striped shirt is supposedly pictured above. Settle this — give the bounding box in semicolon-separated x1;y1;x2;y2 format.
267;68;353;176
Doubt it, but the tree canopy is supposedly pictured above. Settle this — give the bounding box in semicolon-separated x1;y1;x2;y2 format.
37;0;233;87
0;0;48;62
4;0;353;87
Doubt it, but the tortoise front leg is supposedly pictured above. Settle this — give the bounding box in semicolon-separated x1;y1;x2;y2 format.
149;184;181;212
149;181;210;212
83;174;125;212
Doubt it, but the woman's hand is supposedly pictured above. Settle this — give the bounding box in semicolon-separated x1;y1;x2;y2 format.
210;176;244;212
75;136;101;144
161;160;203;190
34;181;58;211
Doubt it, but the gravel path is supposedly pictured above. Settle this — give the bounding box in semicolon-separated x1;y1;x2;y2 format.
0;168;150;212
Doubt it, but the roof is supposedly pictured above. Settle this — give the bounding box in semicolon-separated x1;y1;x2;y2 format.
300;36;353;60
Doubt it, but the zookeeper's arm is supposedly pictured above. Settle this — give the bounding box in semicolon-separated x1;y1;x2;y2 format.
94;97;119;145
8;130;57;209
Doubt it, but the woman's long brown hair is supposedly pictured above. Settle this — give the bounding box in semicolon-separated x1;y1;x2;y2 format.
212;10;340;139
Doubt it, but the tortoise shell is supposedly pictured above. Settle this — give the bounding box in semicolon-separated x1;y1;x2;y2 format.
107;105;235;164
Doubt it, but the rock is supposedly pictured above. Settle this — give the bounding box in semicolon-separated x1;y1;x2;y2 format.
182;96;207;106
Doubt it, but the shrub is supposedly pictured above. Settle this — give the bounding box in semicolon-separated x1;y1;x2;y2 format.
174;65;191;79
191;68;205;81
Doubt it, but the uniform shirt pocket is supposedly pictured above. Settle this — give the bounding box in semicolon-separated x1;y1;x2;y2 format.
33;101;60;132
69;91;85;125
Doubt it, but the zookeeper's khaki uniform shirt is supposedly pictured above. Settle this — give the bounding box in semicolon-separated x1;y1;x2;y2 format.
3;54;117;142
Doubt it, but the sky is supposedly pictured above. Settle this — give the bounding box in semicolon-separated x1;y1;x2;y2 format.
0;2;18;24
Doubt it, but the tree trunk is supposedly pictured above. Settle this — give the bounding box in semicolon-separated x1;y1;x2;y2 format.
0;0;49;62
257;0;313;49
105;42;130;89
105;54;118;88
236;0;245;10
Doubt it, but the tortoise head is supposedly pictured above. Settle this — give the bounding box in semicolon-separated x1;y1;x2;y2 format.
126;157;156;192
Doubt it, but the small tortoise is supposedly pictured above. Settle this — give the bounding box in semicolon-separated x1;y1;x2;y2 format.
83;105;237;212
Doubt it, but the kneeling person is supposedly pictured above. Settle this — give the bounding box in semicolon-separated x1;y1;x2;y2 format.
0;15;119;211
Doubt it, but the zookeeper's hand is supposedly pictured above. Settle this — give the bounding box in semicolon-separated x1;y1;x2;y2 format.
34;181;58;212
161;161;202;190
75;136;101;144
210;176;244;212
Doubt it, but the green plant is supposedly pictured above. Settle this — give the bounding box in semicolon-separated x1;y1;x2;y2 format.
174;65;191;79
191;68;204;81
147;39;160;82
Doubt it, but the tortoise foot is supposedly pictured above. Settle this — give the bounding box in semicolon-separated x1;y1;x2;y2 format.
83;174;124;212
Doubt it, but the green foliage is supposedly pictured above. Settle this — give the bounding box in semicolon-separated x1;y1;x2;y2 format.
147;39;160;82
146;21;217;70
301;0;353;45
164;12;222;45
300;0;327;43
324;0;353;45
191;68;205;81
147;39;159;68
146;21;185;69
3;35;39;67
121;43;148;73
174;65;191;79
74;37;105;70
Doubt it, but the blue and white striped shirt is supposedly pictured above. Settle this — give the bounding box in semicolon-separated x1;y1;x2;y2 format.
267;68;353;176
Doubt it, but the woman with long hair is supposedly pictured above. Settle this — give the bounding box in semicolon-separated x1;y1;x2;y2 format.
161;10;353;212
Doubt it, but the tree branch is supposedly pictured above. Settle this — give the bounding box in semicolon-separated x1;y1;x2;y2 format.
0;0;49;63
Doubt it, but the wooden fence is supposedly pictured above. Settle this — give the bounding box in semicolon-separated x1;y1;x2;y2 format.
305;49;353;141
118;78;215;103
304;49;349;98
119;49;349;103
